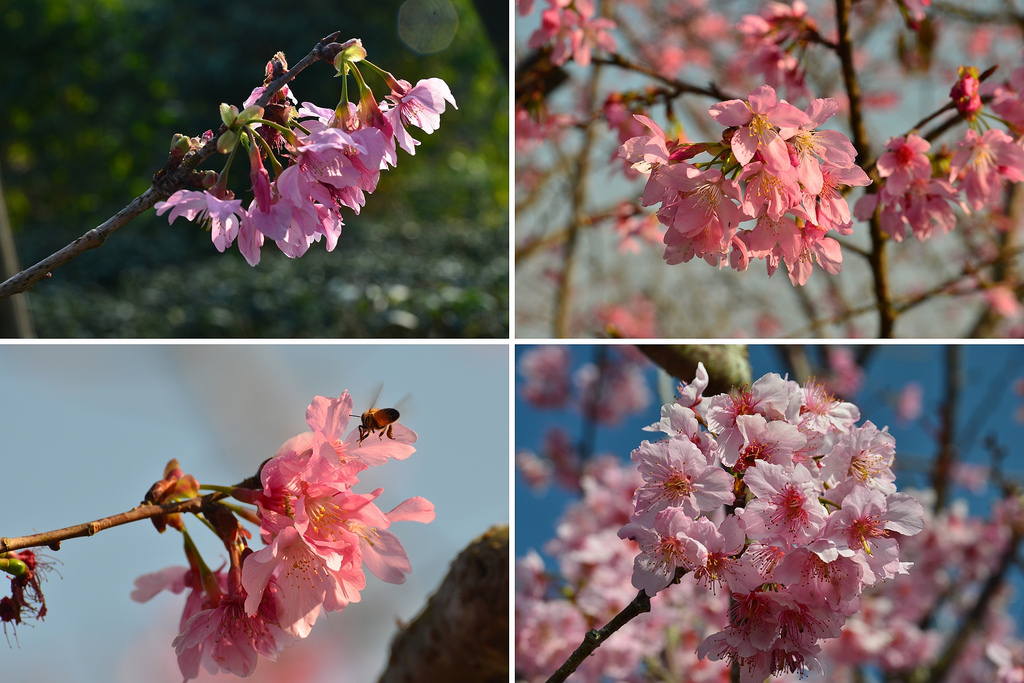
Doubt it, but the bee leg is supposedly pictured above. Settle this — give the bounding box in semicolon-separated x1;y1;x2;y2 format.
386;424;394;440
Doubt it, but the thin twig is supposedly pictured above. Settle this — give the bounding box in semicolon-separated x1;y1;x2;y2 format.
0;491;226;553
545;589;653;683
0;31;341;300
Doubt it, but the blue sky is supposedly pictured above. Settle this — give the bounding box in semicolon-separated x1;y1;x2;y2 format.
0;343;508;683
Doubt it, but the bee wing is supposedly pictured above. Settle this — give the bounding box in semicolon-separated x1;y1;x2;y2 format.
391;392;413;413
363;383;385;412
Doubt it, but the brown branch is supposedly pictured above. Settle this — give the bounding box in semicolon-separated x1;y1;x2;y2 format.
931;347;961;513
786;239;1024;337
591;53;734;102
834;0;895;337
545;589;653;683
0;492;226;553
636;344;751;395
0;31;342;301
553;17;606;337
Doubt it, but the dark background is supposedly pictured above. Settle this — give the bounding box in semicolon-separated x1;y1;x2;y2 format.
0;0;508;337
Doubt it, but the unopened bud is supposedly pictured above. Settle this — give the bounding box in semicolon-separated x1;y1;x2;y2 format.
199;171;219;189
950;65;982;121
0;557;28;578
169;133;193;158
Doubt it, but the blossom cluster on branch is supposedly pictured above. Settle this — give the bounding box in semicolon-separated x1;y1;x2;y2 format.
516;0;1024;336
621;88;869;285
514;348;1024;682
131;391;434;680
154;39;456;266
617;363;925;680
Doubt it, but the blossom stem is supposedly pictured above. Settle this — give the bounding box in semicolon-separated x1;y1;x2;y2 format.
215;134;242;193
359;58;389;81
245;128;284;177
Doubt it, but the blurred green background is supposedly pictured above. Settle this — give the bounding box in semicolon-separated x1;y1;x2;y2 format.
0;0;507;337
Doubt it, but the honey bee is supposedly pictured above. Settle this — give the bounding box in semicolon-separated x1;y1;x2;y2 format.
353;387;407;446
355;406;401;445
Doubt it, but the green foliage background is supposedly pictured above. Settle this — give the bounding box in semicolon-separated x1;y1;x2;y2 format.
0;0;508;337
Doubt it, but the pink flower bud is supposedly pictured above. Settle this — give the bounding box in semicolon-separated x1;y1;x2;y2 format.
950;65;982;121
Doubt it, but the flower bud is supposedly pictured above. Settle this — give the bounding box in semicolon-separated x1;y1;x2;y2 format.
236;105;264;125
950;65;982;121
169;133;193;158
0;556;28;578
198;171;219;189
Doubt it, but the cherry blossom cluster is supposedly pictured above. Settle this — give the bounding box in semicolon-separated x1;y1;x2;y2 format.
132;391;434;680
519;0;617;68
615;363;925;681
736;1;821;103
814;492;1024;682
154;40;456;266
620;86;870;286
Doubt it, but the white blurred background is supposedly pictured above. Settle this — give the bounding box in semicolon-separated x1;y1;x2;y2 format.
0;343;509;682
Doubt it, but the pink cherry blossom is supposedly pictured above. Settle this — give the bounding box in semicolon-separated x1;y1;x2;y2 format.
630;437;734;518
781;98;858;195
820;421;897;493
705;372;801;435
895;382;924;422
241;524;362;638
618;506;706;595
657;163;747;265
708;85;811;171
173;577;292;680
518;346;573;408
737;159;802;221
949;128;1024;210
740;461;828;547
950;65;983;121
784;224;843;286
620;114;671;175
383;78;458;155
574;356;652;425
718;412;807;473
154;189;245;254
876;134;932;198
823;484;924;584
528;1;617;67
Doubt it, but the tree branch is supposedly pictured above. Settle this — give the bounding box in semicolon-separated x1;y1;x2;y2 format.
636;344;752;395
0;491;227;553
379;525;508;683
545;589;653;683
